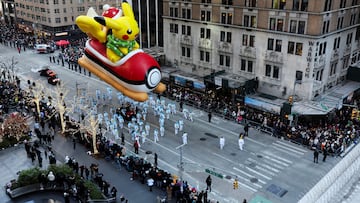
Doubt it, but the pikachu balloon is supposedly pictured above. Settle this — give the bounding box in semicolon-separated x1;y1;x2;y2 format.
76;1;165;102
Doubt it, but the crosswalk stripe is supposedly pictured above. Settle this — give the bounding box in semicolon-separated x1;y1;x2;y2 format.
248;158;281;172
254;165;276;176
261;159;286;170
233;167;266;185
265;151;293;164
276;140;308;153
262;154;290;167
245;166;272;180
271;144;303;157
272;142;305;155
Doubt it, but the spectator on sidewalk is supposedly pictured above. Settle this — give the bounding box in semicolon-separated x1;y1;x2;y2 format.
206;175;212;192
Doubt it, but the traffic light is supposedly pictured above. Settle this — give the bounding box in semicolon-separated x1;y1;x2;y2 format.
233;179;239;189
351;109;358;120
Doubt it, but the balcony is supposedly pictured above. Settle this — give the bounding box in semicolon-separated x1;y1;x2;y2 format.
344;44;351;56
180;56;193;64
199;38;212;49
218;42;232;53
264;51;283;64
180;35;192;46
240;46;256;59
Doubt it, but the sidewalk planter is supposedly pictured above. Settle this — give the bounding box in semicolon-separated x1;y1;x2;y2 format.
4;164;105;200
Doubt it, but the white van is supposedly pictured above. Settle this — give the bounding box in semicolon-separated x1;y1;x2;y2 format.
35;44;55;53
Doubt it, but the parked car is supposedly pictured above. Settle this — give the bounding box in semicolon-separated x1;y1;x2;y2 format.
39;67;57;77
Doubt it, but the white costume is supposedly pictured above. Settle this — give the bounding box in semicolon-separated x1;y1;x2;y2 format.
182;132;188;145
154;129;159;143
238;137;244;151
179;120;184;131
160;126;165;137
219;137;225;150
174;122;179;135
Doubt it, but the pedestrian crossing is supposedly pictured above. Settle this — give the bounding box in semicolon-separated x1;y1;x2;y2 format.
229;140;307;193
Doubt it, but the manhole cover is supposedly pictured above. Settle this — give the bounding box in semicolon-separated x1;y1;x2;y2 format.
145;151;152;154
204;132;218;138
225;175;232;179
200;138;206;141
250;178;258;183
248;162;256;168
230;153;236;156
257;154;263;158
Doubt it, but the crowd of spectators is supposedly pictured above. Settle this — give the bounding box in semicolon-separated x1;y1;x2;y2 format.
163;84;360;156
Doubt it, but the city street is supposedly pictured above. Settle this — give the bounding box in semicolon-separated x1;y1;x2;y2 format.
0;44;342;203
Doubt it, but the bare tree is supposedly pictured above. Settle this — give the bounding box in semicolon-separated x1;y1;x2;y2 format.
29;80;46;120
47;82;69;134
0;57;19;83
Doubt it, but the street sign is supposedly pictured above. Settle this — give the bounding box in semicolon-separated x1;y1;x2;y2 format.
205;168;223;179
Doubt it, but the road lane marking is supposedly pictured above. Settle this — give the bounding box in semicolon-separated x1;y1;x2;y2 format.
276;140;308;153
245;166;272;180
265;151;293;164
262;154;290;167
247;158;281;173
212;152;236;163
272;142;304;155
271;145;302;157
232;167;264;188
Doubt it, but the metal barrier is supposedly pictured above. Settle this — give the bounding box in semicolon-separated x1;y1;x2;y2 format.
298;143;360;203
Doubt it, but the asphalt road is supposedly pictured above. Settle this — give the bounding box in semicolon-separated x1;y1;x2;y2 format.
0;44;342;203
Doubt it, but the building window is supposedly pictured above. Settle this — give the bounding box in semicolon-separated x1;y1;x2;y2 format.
170;23;179;33
201;10;211;21
319;42;327;56
289;20;305;34
340;0;347;8
245;0;256;7
182;25;191;36
55;17;61;23
343;56;350;69
240;59;254;73
268;39;282;52
330;62;337;76
315;69;324;81
54;0;59;4
270;18;284;31
288;41;303;56
352;0;358;6
54;8;60;13
181;46;191;58
170;7;179;17
272;0;286;9
202;0;212;3
265;64;280;79
346;33;353;45
322;20;330;34
293;0;308;11
324;0;332;11
200;50;210;62
337;16;344;29
222;0;233;6
63;8;66;13
200;28;211;39
350;14;357;26
221;12;233;24
64;17;67;22
244;15;256;28
333;37;340;50
219;54;231;67
220;31;232;43
275;40;282;52
182;8;191;19
243;34;255;47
